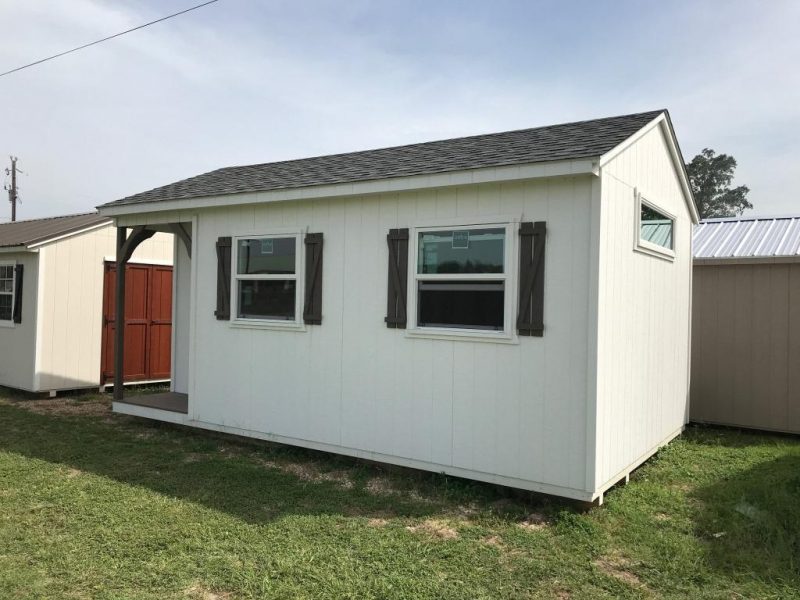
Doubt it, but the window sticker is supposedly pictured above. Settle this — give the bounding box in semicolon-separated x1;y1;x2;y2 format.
452;230;469;249
260;239;274;255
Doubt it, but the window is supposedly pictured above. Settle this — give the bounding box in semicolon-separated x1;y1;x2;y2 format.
0;264;14;322
414;226;508;332
635;193;675;259
234;235;299;322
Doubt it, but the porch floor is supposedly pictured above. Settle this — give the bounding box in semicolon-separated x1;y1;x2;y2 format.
117;392;188;414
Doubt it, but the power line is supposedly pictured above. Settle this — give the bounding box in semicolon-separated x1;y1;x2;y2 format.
0;0;220;78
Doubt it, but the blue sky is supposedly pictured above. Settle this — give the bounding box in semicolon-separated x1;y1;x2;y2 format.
0;0;797;219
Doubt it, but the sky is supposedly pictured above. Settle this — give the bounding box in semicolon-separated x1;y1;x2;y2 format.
0;0;797;220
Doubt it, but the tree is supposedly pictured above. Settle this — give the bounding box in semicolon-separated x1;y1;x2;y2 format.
685;148;751;219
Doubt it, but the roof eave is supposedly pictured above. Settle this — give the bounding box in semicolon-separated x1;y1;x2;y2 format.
24;220;112;249
98;158;600;217
0;245;36;254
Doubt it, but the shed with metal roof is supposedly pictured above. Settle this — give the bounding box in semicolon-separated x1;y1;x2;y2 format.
691;216;800;433
0;213;174;394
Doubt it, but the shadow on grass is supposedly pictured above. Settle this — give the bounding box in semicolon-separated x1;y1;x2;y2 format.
691;452;800;583
0;397;563;526
685;422;798;449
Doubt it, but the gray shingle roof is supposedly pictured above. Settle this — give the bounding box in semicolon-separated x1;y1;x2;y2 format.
693;215;800;259
0;212;109;249
101;110;666;208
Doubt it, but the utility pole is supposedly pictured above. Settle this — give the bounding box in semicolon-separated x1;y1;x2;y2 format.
5;156;18;222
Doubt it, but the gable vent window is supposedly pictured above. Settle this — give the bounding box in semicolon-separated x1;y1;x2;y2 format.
414;226;507;332
635;192;676;259
235;236;298;321
0;264;14;322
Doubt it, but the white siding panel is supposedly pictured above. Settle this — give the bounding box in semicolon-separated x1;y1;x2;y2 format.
36;226;173;392
595;124;692;489
168;177;596;496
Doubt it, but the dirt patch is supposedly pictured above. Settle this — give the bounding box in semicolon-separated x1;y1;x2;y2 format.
405;519;459;540
367;518;389;527
184;584;232;600
65;468;83;478
364;476;430;502
12;398;110;417
254;457;354;489
482;535;503;547
518;512;549;531
654;512;670;522
593;553;646;589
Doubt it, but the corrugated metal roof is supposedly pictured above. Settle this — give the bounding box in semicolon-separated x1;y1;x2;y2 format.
693;215;800;259
100;110;666;208
0;212;109;249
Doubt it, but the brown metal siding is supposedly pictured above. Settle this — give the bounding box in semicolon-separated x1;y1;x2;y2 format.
691;262;800;433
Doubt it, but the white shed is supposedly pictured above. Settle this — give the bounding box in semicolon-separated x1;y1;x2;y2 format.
99;110;698;503
0;213;173;395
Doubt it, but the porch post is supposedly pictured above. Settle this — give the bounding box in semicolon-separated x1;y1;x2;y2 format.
114;226;127;401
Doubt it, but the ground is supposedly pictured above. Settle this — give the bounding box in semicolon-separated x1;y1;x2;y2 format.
0;390;798;599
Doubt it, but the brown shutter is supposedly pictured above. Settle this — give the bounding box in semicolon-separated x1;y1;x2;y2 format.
385;228;409;328
12;264;23;324
215;236;232;320
303;232;323;325
517;221;546;336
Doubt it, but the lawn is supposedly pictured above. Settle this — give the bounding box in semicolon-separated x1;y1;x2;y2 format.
0;390;798;599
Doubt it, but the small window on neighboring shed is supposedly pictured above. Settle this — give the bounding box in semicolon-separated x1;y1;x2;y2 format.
635;193;676;259
0;264;14;322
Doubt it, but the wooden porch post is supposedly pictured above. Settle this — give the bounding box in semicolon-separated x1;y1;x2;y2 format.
114;226;127;401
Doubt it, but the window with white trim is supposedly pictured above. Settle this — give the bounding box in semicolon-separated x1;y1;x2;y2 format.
0;264;14;322
635;193;676;259
234;235;299;321
414;225;508;332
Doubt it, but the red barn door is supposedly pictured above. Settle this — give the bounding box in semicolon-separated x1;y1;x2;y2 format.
101;262;173;384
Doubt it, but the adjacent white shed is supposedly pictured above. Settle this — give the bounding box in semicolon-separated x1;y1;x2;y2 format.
99;110;698;503
691;216;800;433
0;213;173;394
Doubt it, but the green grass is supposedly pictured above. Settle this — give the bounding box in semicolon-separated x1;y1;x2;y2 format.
0;390;798;599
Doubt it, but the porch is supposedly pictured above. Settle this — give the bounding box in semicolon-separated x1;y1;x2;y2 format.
115;391;188;414
110;220;193;421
